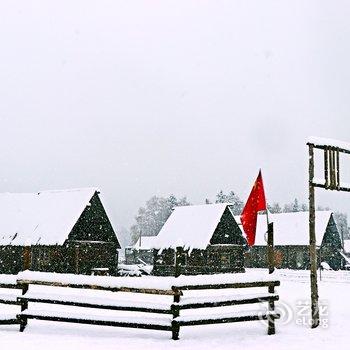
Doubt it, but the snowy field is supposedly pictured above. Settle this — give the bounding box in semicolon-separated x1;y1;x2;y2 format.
1;269;349;350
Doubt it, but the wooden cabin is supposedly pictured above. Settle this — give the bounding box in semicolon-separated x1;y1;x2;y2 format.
151;204;246;276
242;211;343;270
0;188;120;275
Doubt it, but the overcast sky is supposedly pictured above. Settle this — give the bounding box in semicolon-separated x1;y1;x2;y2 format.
1;1;350;241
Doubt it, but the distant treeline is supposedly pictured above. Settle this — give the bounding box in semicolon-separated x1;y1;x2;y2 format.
127;191;349;244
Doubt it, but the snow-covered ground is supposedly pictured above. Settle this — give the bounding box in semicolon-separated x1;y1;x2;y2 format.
1;269;349;349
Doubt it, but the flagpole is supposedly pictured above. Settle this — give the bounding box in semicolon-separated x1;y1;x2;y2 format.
266;206;270;226
264;181;274;275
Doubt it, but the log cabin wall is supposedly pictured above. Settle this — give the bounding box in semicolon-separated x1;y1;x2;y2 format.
153;245;245;276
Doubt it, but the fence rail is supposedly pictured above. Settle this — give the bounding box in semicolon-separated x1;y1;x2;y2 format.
1;271;280;340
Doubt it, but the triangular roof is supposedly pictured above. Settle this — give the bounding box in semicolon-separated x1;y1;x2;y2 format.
236;211;333;246
151;203;232;251
0;188;103;246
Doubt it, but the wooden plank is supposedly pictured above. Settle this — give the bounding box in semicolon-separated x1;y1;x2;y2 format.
306;143;350;155
178;294;279;310
19;314;172;331
0;299;21;305
0;284;22;290
16;280;175;296
0;319;19;325
312;183;350;192
17;296;172;314
173;280;280;291
17;279;280;295
176;312;280;326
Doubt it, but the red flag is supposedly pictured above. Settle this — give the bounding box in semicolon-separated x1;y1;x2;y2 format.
241;170;267;246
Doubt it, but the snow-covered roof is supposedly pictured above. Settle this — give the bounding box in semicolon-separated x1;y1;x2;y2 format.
131;236;158;250
236;211;333;246
151;203;231;251
344;240;350;253
0;188;98;246
307;136;350;152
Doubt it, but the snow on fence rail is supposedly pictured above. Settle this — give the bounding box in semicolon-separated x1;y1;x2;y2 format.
0;274;24;325
0;271;280;340
247;268;350;284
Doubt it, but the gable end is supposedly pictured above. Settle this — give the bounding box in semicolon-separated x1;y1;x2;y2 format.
67;192;120;247
210;207;246;246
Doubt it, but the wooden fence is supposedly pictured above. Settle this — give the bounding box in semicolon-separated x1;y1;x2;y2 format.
0;275;24;325
1;272;280;340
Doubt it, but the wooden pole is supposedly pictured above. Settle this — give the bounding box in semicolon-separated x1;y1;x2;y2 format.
336;149;340;189
267;222;274;275
265;205;274;275
324;148;329;188
309;144;320;328
175;247;180;278
319;246;322;281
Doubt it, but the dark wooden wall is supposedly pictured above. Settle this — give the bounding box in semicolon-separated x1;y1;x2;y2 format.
244;214;344;270
245;245;311;270
0;242;119;275
0;246;25;274
153;245;245;276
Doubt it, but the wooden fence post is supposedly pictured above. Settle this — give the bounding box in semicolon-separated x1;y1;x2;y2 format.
173;287;181;303
171;320;180;340
267;282;275;335
267;314;276;335
19;282;29;332
171;287;181;340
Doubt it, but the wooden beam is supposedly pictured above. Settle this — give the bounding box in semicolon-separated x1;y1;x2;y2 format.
311;183;350;192
267;222;274;274
17;296;172;314
16;280;175;296
324;148;329;188
309;144;320;328
307;143;350;155
172;281;280;291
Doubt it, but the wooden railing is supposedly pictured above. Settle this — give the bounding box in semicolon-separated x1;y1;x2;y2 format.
1;272;280;340
0;275;24;325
